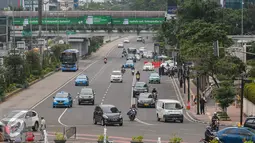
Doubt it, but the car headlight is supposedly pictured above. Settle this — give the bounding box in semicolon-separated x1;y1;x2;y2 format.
103;114;108;119
119;114;122;118
54;99;57;102
145;89;148;92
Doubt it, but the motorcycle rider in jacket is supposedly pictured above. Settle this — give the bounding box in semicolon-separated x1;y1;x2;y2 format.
205;126;214;142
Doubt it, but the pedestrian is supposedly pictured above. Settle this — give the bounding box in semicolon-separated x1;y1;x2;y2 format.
200;96;206;114
40;117;46;141
180;77;183;88
161;65;165;75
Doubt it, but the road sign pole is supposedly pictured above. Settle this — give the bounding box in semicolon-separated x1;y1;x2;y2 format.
157;137;161;143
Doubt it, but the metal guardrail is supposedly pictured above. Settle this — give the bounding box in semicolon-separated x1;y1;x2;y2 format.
0;11;165;18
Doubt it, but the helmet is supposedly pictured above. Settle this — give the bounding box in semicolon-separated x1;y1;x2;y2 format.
41;117;44;119
153;88;156;90
214;112;217;115
206;126;211;130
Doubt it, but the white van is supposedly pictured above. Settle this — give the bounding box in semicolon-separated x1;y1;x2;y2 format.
156;99;184;123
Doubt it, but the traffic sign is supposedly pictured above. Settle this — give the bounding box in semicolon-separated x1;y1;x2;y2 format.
66;31;76;35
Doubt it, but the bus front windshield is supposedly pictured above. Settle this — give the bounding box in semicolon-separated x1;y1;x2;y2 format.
62;53;76;63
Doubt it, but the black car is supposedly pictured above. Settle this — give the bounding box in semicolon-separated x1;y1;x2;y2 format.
137;93;156;108
244;117;255;129
93;104;123;126
132;82;149;97
77;88;95;105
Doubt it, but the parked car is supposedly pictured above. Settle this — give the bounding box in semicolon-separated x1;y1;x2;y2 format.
244;117;255;129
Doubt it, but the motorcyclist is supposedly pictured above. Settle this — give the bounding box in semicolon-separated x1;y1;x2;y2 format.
151;88;158;99
121;65;125;69
211;112;220;130
128;104;137;115
104;57;107;63
131;66;135;74
205;126;214;142
136;71;140;79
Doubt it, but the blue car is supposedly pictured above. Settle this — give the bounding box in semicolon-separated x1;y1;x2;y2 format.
217;127;255;143
53;91;73;108
124;60;134;68
75;74;89;86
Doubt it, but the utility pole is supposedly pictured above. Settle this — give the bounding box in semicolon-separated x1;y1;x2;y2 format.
183;64;186;94
240;75;244;125
196;76;200;115
38;0;43;67
187;66;190;109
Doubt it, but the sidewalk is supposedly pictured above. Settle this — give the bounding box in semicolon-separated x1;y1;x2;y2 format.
0;36;130;117
182;79;244;126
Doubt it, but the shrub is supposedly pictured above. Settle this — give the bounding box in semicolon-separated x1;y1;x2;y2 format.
98;134;108;141
244;83;255;104
131;136;143;142
169;135;182;143
54;132;65;140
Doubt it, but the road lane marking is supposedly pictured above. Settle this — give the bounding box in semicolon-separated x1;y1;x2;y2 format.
100;83;112;104
58;62;110;127
30;36;126;110
170;77;195;123
131;69;154;126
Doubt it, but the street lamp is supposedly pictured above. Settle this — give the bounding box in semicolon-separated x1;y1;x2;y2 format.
240;73;252;125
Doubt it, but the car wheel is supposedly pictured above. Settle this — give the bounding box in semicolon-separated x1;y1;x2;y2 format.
119;122;123;126
121;80;123;83
70;104;73;107
92;101;95;105
78;102;81;105
32;121;39;131
180;119;183;123
157;114;160;121
93;118;97;125
53;106;55;108
75;83;77;86
87;83;89;86
101;119;105;126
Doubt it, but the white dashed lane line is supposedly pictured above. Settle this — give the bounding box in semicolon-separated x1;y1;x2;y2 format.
100;83;112;105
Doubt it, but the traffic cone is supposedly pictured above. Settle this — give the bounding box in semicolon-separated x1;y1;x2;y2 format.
186;101;191;110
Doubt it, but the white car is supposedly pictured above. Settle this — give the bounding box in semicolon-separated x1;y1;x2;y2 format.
146;52;153;59
143;62;154;71
110;70;123;83
118;43;124;48
137;36;143;42
1;110;40;131
139;47;145;52
135;54;141;61
124;39;130;43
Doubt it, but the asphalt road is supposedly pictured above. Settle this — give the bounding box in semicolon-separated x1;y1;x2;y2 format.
3;37;208;143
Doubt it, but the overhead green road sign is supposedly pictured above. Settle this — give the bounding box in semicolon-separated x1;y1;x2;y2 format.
13;17;83;25
66;30;76;35
22;30;32;36
84;16;111;25
112;18;164;25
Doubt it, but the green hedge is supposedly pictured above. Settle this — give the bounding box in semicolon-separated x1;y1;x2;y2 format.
244;82;255;104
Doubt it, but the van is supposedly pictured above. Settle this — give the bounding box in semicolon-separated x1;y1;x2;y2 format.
156;99;184;123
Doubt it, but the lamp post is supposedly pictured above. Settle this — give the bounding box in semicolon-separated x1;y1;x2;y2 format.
196;75;200;115
240;73;252;125
187;65;190;109
183;63;186;94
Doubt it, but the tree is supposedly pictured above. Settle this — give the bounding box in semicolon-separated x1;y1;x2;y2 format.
25;51;41;76
50;44;70;63
4;55;26;84
215;84;236;112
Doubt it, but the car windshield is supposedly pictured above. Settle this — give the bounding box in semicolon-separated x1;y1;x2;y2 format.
135;82;145;87
77;76;87;79
126;61;133;64
81;89;92;95
165;103;182;110
103;107;119;113
151;73;159;77
112;72;121;75
128;54;134;57
55;93;68;98
139;94;152;99
5;111;25;119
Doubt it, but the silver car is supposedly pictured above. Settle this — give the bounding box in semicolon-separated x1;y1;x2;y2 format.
137;93;156;108
135;54;141;61
77;88;95;105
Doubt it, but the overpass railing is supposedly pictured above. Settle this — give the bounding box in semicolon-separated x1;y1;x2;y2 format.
0;11;165;18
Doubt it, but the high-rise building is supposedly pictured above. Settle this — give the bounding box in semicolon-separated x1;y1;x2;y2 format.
22;0;59;11
0;0;19;10
224;0;255;9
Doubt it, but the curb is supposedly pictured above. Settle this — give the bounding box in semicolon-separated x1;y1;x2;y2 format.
173;77;237;127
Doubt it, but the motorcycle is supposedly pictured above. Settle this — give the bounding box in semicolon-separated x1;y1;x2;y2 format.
211;120;219;131
127;109;137;121
131;70;135;75
152;92;158;101
104;59;107;64
200;137;222;143
121;68;125;74
136;74;140;81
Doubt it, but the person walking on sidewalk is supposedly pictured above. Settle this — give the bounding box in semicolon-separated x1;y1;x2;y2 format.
200;97;207;114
